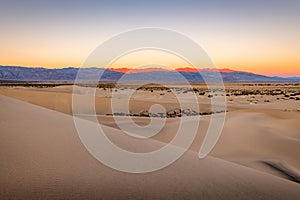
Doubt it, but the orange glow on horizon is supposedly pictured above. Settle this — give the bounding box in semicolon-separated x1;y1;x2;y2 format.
1;49;299;77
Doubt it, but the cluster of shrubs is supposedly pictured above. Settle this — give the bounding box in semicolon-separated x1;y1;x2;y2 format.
109;108;227;118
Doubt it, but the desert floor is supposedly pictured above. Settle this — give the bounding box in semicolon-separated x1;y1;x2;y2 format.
0;82;300;199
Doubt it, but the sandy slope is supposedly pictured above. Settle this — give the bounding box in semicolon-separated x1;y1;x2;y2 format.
1;95;300;199
95;111;300;181
0;86;300;178
0;86;225;115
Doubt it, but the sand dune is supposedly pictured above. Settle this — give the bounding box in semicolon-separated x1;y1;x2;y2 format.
1;84;300;199
1;94;300;199
95;111;300;182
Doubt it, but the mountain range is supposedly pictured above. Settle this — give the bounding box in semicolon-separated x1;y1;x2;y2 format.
0;65;299;82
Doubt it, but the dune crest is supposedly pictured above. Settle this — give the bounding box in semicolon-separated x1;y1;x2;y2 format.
1;94;300;199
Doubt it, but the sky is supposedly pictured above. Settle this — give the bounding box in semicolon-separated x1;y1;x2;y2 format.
0;0;299;76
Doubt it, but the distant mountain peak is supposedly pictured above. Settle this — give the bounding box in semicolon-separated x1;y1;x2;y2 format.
108;67;170;73
109;67;240;73
0;65;299;82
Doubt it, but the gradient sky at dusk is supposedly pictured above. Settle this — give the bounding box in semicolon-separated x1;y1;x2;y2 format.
0;0;299;76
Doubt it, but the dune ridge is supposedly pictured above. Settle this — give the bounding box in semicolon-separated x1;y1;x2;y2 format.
1;94;300;199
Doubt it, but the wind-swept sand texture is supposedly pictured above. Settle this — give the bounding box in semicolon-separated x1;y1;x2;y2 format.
1;95;300;199
1;83;300;199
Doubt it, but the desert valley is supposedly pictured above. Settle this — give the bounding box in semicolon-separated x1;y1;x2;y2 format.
1;0;300;199
1;81;300;199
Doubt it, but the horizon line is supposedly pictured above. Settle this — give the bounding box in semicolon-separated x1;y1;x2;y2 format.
0;64;299;78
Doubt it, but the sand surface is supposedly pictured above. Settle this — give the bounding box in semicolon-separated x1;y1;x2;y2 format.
1;84;300;199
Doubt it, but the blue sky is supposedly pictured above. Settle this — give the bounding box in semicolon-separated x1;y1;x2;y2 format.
0;0;299;76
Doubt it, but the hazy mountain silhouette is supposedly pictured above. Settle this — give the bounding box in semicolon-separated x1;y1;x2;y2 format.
0;66;299;82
